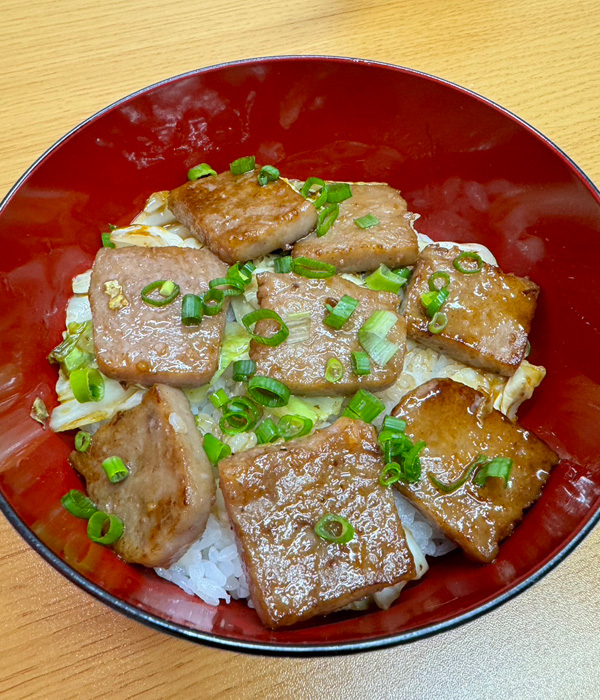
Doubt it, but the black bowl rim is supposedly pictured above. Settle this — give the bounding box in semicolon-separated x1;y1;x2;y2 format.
1;54;600;657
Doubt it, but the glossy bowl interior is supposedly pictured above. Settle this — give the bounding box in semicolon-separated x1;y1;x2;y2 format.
1;56;600;655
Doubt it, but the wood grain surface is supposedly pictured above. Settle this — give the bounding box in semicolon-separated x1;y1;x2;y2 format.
1;1;599;698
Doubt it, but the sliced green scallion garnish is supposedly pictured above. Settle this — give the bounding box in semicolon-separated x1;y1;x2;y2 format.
69;368;105;403
382;416;407;432
428;454;489;494
291;256;337;279
255;418;280;444
61;490;98;519
365;264;408;294
420;289;449;318
351;351;371;376
323;295;359;330
230;155;255;175
316;203;339;237
159;280;177;298
314;514;354;544
343;389;385;424
209;277;245;297
202;288;225;316
277;414;313;440
209;388;229;409
257;165;280;186
453;251;483;274
242;309;289;346
379;463;403;487
247;376;291;408
219;397;262;435
101;232;115;248
354;213;379;229
300;177;328;208
141;279;181;307
63;347;93;374
473;457;513;487
227;261;255;288
326;183;352;204
74;431;92;452
181;294;203;326
203;433;231;464
428;271;451;291
232;360;257;382
428;311;448;334
325;357;344;384
87;511;124;545
188;163;217;180
102;456;129;484
358;310;399;367
274;256;292;273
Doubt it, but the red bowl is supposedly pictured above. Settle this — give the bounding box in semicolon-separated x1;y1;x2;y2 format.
1;56;599;655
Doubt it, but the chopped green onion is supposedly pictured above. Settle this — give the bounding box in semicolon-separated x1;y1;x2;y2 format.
102;456;129;484
74;431;92;452
209;388;229;408
351;351;371;376
453;251;483;274
428;271;451;291
420;289;449;318
314;514;354;544
379;429;411;447
285;311;311;344
301;177;328;208
61;490;97;519
379;463;403;487
87;511;124;545
230;155;255;175
394;267;412;280
326;183;352;204
255;418;280;444
220;397;262;435
343;389;385;424
473;457;513;488
188;163;217;180
232;360;257;382
277;414;313;440
242;309;289;346
317;203;339;237
358;310;399;367
428;454;489;494
274;256;292;273
354;213;380;229
203;433;231;464
325;357;344;383
181;294;203;325
141;279;181;307
202;288;225;316
209;277;245;297
101;232;115;248
257;165;280;186
247;376;291;408
428;311;448;334
323;295;359;329
291;256;336;279
401;440;426;482
227;261;255;288
63;347;93;374
159;280;177;298
382;416;407;432
365;264;408;294
70;368;105;403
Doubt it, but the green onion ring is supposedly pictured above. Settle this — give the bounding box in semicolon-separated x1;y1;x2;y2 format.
428;271;451;291
277;414;314;440
230;155;255;175
257;165;280;186
203;433;231;464
141;279;181;307
74;431;92;452
202;288;225;316
87;511;124;545
61;490;98;519
379;463;403;487
351;351;371;376
291;256;336;279
325;357;344;383
342;389;385;424
69;368;105;403
209;277;245;297
301;177;328;208
314;514;355;544
317;203;339;237
453;251;483;274
242;309;289;346
428;311;448;334
188;163;217;180
326;183;352;204
181;294;203;326
274;256;292;273
323;294;359;329
101;456;129;484
247;376;291;408
232;360;257;382
354;213;380;229
255;418;280;444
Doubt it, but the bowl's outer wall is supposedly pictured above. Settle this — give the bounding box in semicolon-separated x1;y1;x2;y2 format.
1;57;600;650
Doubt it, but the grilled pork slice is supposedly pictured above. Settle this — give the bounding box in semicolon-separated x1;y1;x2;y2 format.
391;378;559;563
168;169;318;263
90;246;228;387
403;245;539;376
219;417;416;628
70;385;215;568
292;182;419;272
249;272;407;395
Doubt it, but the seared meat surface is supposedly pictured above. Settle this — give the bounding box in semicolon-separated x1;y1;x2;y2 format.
219;417;416;628
403;245;539;376
249;272;407;395
293;182;418;272
168;169;318;263
90;246;228;387
391;378;559;563
70;385;215;568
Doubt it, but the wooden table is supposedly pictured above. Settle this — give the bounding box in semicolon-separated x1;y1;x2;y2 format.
1;1;599;698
